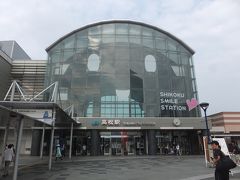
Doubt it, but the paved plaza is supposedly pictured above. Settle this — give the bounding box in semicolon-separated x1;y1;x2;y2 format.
1;155;240;180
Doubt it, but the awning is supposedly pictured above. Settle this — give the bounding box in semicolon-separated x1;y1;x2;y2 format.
0;101;79;127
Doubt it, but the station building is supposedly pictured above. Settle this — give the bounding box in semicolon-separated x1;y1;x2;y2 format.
0;21;210;156
44;20;206;156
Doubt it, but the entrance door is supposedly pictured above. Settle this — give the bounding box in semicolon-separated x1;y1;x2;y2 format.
102;137;111;155
135;136;144;155
111;138;122;155
100;131;145;156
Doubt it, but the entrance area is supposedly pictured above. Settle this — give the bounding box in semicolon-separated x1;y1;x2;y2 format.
156;130;200;155
100;131;145;156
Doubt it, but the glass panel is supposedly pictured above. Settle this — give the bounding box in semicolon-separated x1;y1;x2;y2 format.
142;27;153;37
115;47;129;60
180;54;188;65
63;50;74;62
171;66;180;76
145;90;157;104
167;39;177;51
72;77;86;88
116;23;128;34
115;75;130;89
87;54;100;71
53;64;70;75
159;77;170;90
59;87;68;100
130;73;143;88
145;55;156;72
88;35;101;47
116;89;130;101
130;89;144;103
116;35;128;43
50;52;61;63
172;77;185;91
190;67;195;78
129;24;141;35
190;57;193;66
115;61;130;74
156;38;166;50
168;53;179;64
102;24;115;34
76;38;88;48
86;75;100;88
129;36;141;45
144;76;156;88
102;35;115;44
88;26;102;35
63;35;75;49
143;38;154;48
192;80;196;92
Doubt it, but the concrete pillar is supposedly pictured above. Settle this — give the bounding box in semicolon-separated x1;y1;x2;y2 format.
147;130;157;155
40;125;45;159
48;126;55;170
90;130;100;156
13;115;24;180
49;108;56;171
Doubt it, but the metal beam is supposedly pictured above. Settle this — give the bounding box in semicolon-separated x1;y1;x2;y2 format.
29;82;57;102
3;81;14;101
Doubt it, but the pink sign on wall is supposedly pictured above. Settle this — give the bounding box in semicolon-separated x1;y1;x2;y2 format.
186;98;198;111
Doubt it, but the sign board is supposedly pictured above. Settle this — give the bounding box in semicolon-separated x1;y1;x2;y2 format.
203;137;230;167
212;137;230;156
14;109;53;125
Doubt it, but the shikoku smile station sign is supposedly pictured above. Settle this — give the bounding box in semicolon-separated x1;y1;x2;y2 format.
160;91;198;111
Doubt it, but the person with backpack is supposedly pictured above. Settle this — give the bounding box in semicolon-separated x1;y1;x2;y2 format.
211;141;237;180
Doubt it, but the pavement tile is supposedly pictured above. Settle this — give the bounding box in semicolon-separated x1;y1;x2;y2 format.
1;155;240;180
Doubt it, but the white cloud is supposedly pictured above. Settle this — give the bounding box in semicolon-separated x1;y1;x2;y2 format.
0;0;239;114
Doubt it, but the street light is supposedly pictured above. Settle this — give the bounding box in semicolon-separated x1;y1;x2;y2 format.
199;102;211;144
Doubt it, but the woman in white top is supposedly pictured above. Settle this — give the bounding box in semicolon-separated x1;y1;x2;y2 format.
2;144;15;177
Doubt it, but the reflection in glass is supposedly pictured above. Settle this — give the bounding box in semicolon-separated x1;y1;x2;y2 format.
116;90;130;101
87;54;100;71
145;55;156;72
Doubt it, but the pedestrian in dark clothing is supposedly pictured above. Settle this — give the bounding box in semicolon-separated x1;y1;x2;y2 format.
211;141;229;180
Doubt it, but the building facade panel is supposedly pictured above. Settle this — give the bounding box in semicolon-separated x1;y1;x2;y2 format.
0;50;12;100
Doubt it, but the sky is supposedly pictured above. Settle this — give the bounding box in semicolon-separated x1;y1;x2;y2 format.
0;0;239;115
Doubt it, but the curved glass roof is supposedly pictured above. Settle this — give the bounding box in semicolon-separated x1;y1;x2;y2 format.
46;20;194;54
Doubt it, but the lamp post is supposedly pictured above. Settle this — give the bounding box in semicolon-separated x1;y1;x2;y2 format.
199;102;211;144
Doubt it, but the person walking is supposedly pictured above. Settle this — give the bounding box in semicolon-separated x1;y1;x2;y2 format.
55;144;62;160
2;144;15;177
61;144;65;158
211;141;229;180
176;144;181;156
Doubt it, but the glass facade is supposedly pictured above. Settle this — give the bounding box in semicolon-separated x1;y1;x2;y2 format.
46;21;200;117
